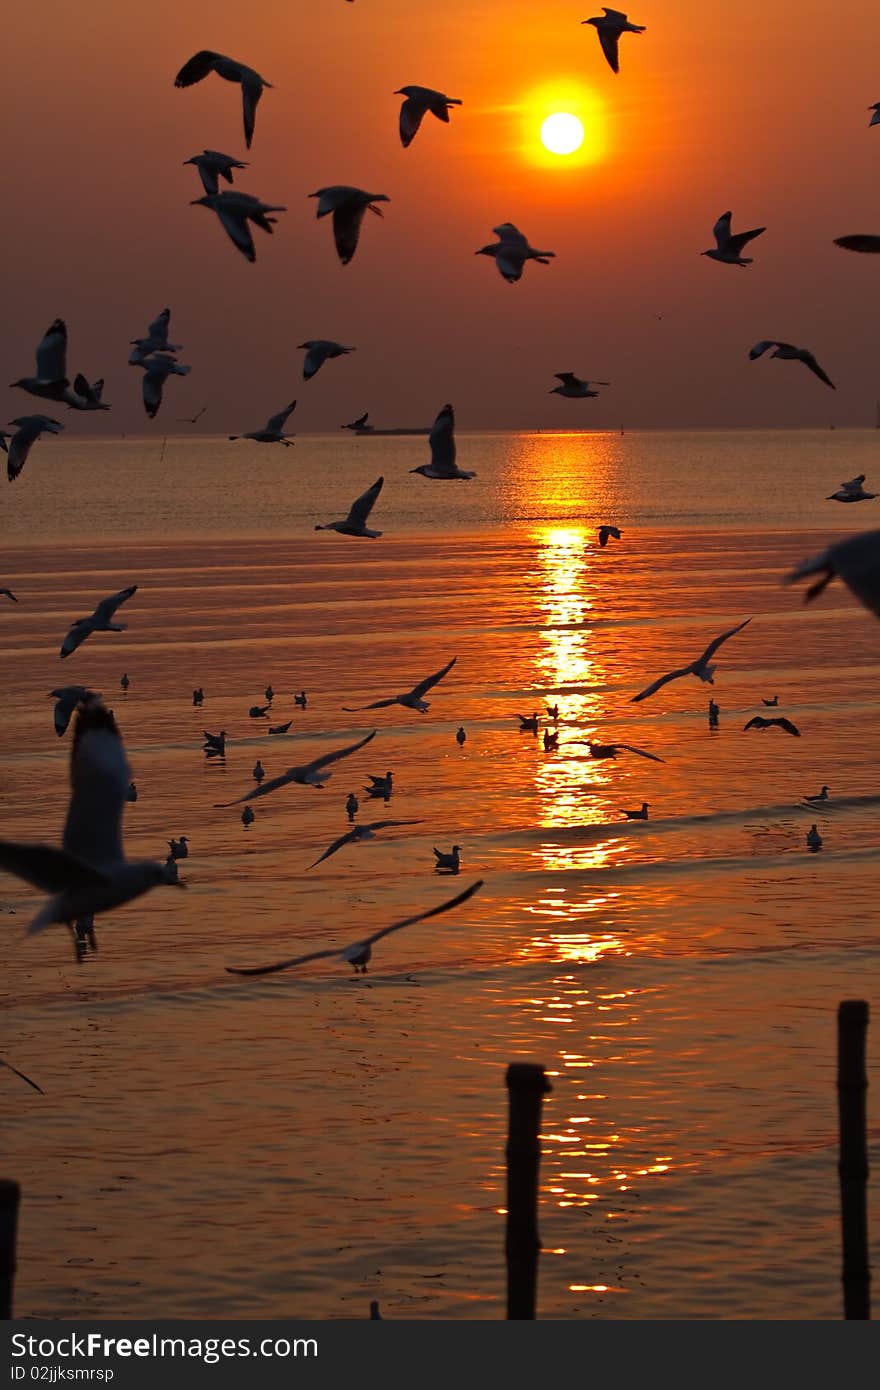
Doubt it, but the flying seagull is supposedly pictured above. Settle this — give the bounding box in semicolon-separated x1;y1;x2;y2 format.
309;186;390;265
748;341;835;389
66;376;109;411
395;85;462;148
6;415;64;482
315;476;384;537
225;878;483;977
702;211;765;266
299;340;355;381
0;700;183;935
476;223;556;283
582;9;646;74
1;587;17;602
744;715;801;737
833;235;880;254
869;103;880;127
215;730;377;805
786;530;880;618
174;51;272;148
570;740;664;762
631;618;752;702
59;585;138;659
411;404;475;479
192;191;286;263
49;686;99;737
229;400;297;445
598;525;622;546
10;319;70;402
135;354;191;418
343;657;456;714
550;373;609;398
307;819;424;870
184;149;248;196
129;309;182;364
827;474;876;502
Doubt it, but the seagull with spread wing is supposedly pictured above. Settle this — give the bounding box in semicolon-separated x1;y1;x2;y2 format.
59;585;138;659
309;186;390;265
225;879;483;977
191;191;286;263
834;235;880;254
308;819;424;870
475;223;556;283
174;51;272;148
10;319;70;403
49;686;99;737
550;373;609;398
229;400;297;445
748;341;835;389
827;474;876;502
129;309;182;364
0;700;183;935
410;405;475;479
315;476;384;537
6;415;64;482
184;149;248;196
298;340;355;381
786;530;880;618
135;354;191;418
215;730;377;805
344;657;456;714
394;85;462;148
631;618;752;702
582;9;645;74
744;715;801;737
569;740;664;762
702;211;765;266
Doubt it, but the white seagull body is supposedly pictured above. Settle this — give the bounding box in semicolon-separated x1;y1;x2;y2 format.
749;340;835;389
786;530;880;618
344;656;457;714
631;618;752;702
184;149;248;196
309;186;390;265
174;51;272;148
129;309;182;363
11;320;70;403
476;223;556;283
411;404;475;479
136;354;191;419
299;340;355;381
308;819;423;870
583;9;645;74
702;211;765;266
59;585;138;659
395;85;462;148
6;415;64;483
229;400;297;445
0;701;183;935
215;730;377;806
225;879;483;977
315;476;384;537
192;191;286;263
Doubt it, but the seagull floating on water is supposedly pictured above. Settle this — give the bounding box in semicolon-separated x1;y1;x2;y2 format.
518;713;539;732
702;211;765;266
749;341;835;389
344;657;456;714
192;192;286;263
476;223;556;283
249;704;270;718
551;373;609;398
202;729;226;755
269;720;293;735
762;695;779;706
60;585;137;659
225;879;483;977
582;9;645;74
253;760;265;783
621;803;649;820
805;785;829;803
743;715;801;737
346;792;359;819
806;824;823;851
168;836;189;860
229;400;297;445
543;729;558;750
786;530;880;618
410;404;475;480
174;51;272;148
308;819;423;870
365;772;393;799
6;416;64;482
216;730;377;806
456;726;466;746
316;476;384;537
433;845;461;874
242;806;255;829
184;149;248;196
395;86;462;147
192;688;204;706
309;186;390;265
708;698;720;727
0;700;183;935
631;618;751;702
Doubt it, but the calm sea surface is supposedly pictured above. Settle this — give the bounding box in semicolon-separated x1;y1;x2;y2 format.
2;430;879;1319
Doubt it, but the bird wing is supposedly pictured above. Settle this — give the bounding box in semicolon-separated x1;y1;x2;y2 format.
307;829;359;869
743;717;764;730
617;745;665;762
429;405;456;475
748;340;784;360
265;400;297;433
301;729;377;776
495;244;525;282
346;476;384;528
35;319;67;382
0;840;109;894
834;235;880;254
63;702;130;867
696;617;752;665
712;211;732;249
0;1056;44;1094
728;226;765;255
142;369;164;418
302;345;326;380
801;352;835;389
777;718;801;736
342;698;398;711
59;619;92;659
7;428;37;482
555;373;581;387
399;96;426;148
410;656;457;699
630;664;694;702
198;163;219;196
332;202;367;265
241;76;263;148
174;51;223;86
215;206;256;262
226;879;483;976
785;531;880;616
72;373;92;401
597;27;621;73
147;308;171;342
93;585;137;624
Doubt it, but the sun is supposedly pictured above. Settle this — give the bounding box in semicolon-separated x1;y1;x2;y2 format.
540;112;585;156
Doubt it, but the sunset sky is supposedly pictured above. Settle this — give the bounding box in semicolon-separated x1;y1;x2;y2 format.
5;0;880;432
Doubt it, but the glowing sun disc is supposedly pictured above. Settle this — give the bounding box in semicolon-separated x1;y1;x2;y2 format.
541;112;585;156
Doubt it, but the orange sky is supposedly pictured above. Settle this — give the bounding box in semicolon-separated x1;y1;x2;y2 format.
4;0;879;431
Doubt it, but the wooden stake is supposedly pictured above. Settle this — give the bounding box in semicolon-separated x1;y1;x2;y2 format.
0;1180;20;1319
837;1000;870;1319
505;1063;552;1320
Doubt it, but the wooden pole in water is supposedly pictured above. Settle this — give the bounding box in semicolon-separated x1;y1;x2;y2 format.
0;1179;20;1319
505;1062;552;1320
837;1000;870;1320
